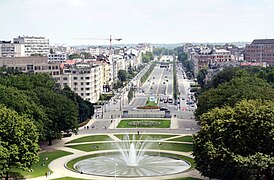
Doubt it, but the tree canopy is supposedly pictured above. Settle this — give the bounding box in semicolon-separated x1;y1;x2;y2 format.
0;105;39;178
195;76;274;121
118;69;127;82
193;99;274;179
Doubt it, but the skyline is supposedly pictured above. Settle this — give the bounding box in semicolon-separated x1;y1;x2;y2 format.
0;0;274;46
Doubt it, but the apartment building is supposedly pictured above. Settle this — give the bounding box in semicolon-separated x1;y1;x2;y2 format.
0;41;25;57
48;53;67;63
93;61;111;92
0;56;60;76
59;62;102;103
245;39;274;66
89;46;108;56
13;36;50;56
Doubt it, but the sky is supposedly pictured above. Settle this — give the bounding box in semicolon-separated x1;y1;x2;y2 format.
0;0;274;46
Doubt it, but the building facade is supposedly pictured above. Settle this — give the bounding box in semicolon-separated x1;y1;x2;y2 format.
13;36;50;56
0;41;25;57
59;62;102;103
48;53;67;63
245;39;274;66
0;56;61;76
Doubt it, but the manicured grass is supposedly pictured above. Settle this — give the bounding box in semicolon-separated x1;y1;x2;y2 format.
170;178;202;180
66;142;193;152
145;100;158;106
153;142;193;152
117;119;170;128
52;177;90;180
10;150;72;179
115;134;176;140
167;135;193;142
66;142;115;152
65;135;111;144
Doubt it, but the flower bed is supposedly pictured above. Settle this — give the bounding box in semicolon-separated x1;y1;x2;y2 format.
137;106;160;109
128;121;161;127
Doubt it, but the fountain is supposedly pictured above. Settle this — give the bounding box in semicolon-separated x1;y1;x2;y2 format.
73;134;190;177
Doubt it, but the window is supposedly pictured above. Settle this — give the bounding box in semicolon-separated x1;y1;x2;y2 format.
74;82;77;85
80;77;84;80
81;88;84;91
86;93;90;96
86;88;90;90
81;82;84;85
63;77;68;81
73;77;77;80
86;82;90;85
85;77;90;80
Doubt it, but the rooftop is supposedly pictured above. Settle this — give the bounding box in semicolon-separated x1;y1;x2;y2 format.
252;39;274;44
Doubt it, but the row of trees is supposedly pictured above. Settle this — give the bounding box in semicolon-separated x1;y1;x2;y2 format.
142;52;154;63
140;62;156;84
193;66;274;179
0;73;94;178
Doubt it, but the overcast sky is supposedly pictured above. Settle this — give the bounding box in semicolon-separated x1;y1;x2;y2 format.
0;0;274;45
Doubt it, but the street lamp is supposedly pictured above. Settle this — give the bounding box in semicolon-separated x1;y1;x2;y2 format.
114;163;118;180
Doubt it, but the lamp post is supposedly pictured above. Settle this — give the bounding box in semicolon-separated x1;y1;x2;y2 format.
114;163;118;180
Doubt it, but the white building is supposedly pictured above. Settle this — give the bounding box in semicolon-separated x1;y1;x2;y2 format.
48;53;67;63
13;36;50;56
0;41;25;57
89;46;108;56
59;62;102;103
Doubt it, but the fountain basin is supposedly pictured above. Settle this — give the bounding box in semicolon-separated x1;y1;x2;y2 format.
72;153;191;177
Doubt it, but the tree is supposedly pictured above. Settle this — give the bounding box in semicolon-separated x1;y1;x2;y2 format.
193;100;274;179
68;53;81;60
0;105;39;179
195;76;274;121
0;84;47;140
196;69;207;87
34;88;78;145
59;86;94;123
118;70;127;82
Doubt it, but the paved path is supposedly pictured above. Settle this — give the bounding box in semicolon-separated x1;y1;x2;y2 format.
29;132;207;180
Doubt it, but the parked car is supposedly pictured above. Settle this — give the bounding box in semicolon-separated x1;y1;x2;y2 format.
160;97;163;101
160;107;168;111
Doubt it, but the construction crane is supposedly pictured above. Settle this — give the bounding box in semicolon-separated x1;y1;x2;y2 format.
74;35;122;55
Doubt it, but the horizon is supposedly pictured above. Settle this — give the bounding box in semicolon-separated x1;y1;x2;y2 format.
1;0;274;46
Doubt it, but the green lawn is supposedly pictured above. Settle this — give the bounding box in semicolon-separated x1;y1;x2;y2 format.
66;142;193;152
66;142;115;152
65;135;111;144
145;100;158;106
152;142;193;152
10;150;72;179
167;135;193;142
117;119;170;128
115;134;176;140
52;177;90;180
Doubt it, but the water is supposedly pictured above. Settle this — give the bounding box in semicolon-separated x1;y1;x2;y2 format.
74;134;190;177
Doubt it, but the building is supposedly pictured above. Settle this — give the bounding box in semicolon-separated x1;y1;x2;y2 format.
48;53;67;63
0;41;25;57
13;36;50;56
0;56;61;76
245;39;274;66
93;61;111;92
59;61;102;103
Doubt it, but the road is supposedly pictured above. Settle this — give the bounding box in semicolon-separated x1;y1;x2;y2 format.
95;55;197;121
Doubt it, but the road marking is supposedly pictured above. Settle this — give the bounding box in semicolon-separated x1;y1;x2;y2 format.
156;68;165;95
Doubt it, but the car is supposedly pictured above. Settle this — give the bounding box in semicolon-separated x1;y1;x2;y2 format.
160;97;163;101
164;99;168;103
160;107;168;111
